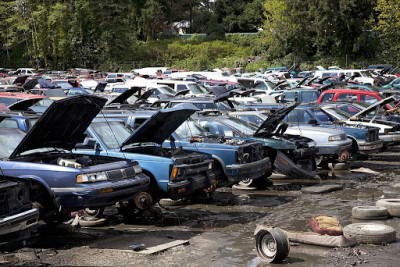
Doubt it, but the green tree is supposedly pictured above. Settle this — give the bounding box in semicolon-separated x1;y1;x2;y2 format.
373;0;400;64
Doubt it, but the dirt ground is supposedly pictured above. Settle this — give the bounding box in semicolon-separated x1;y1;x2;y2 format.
3;149;400;266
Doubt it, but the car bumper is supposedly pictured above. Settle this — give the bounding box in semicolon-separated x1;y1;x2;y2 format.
380;133;400;147
52;173;150;209
274;151;316;179
167;171;216;197
316;139;352;157
357;140;384;154
226;157;271;183
0;208;39;237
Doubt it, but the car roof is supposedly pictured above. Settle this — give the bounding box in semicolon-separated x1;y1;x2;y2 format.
322;89;379;95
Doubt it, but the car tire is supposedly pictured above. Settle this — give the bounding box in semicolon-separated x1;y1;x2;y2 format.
343;223;396;244
352;206;389;220
376;199;400;217
255;228;290;263
240;177;273;189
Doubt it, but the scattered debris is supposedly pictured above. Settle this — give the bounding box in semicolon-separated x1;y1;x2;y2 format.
301;184;343;194
135;240;190;255
308;215;343;236
350;167;379;175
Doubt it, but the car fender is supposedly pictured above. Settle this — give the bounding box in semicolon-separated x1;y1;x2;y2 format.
211;155;227;175
15;174;59;207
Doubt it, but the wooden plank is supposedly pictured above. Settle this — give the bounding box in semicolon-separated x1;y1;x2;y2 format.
137;240;190;255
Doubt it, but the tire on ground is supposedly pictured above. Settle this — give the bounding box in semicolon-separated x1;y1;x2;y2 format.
376;199;400;217
343;223;396;244
352;206;389;220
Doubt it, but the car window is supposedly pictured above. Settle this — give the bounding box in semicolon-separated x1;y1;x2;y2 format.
337;93;357;101
284;92;296;101
336;105;360;115
0;119;18;129
301;91;320;103
177;84;187;91
360;94;378;105
286;109;312;124
320;93;334;102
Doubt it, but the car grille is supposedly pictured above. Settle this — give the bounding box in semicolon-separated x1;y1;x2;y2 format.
106;166;135;181
366;128;379;142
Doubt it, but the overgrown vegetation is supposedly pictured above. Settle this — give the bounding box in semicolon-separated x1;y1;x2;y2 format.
0;0;400;70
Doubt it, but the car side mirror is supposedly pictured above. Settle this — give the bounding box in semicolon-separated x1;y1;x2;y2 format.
308;118;319;125
81;137;101;150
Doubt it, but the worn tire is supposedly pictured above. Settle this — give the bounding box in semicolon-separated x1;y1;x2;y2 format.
343;223;396;244
352;206;389;220
255;228;290;263
376;199;400;217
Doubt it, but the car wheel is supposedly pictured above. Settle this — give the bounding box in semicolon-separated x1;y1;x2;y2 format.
352;206;389;220
376;199;400;217
240;177;273;189
83;208;104;219
343;223;396;244
255;228;290;263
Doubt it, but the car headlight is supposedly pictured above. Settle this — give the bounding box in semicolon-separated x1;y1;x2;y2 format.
133;164;142;174
76;171;108;183
328;135;342;141
307;141;316;147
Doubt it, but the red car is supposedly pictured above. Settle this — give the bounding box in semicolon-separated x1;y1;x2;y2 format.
0;92;46;106
317;89;385;105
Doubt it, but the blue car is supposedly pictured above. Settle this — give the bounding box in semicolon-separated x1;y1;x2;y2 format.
98;108;272;187
76;104;216;200
0;95;151;223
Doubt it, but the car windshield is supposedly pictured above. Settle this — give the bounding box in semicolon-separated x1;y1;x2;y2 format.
302;91;320;102
0;130;26;158
325;107;351;120
175;119;209;139
222;117;258;135
53;82;73;89
311;108;335;123
360;71;371;77
157;86;175;95
188;83;209;94
91;121;132;149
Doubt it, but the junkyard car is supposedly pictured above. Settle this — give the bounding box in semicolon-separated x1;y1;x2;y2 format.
99;109;272;187
76;105;216;200
194;105;318;179
0;175;39;245
322;97;400;147
232;104;352;165
0;95;151;223
283;105;383;156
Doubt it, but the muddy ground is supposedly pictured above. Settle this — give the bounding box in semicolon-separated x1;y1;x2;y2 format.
3;149;400;266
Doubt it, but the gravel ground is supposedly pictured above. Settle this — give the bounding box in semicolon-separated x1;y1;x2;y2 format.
2;150;400;266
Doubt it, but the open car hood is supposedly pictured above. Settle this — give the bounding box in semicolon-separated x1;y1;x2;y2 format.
134;88;157;103
351;96;394;119
10;95;106;158
254;103;298;136
107;87;140;105
121;103;199;147
8;98;45;111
